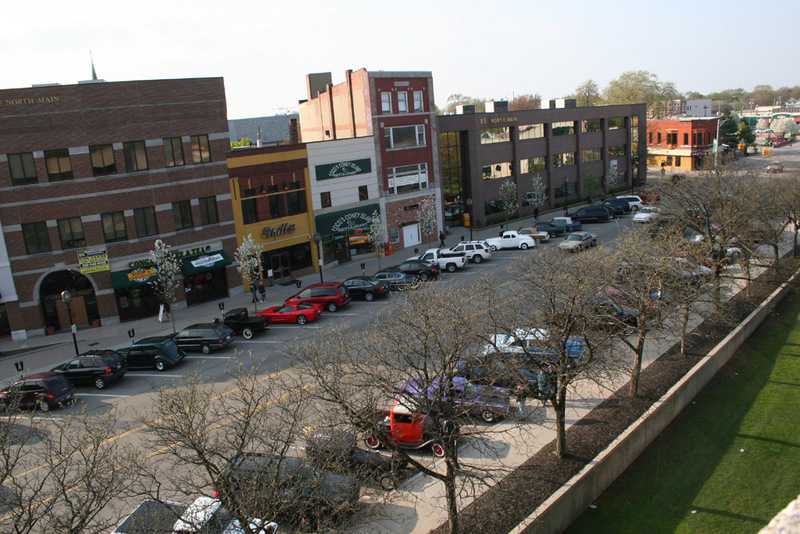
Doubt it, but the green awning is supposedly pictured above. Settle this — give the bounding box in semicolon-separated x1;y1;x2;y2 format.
314;204;379;236
181;250;232;276
111;267;158;290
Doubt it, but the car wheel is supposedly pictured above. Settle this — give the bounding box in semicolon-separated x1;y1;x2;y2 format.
419;272;430;282
549;232;555;239
446;263;456;273
38;400;50;412
592;239;597;247
155;360;166;372
490;245;498;251
296;314;308;325
242;328;254;340
327;302;338;312
201;344;211;354
365;436;382;449
520;243;529;250
481;409;497;424
94;377;106;390
567;227;575;232
534;237;541;245
364;292;375;302
431;443;445;458
379;474;397;491
472;254;483;264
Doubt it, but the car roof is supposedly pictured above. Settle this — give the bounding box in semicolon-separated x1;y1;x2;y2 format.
135;336;174;344
303;282;343;288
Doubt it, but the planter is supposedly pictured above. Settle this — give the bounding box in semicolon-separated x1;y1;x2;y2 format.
91;319;101;328
46;326;55;335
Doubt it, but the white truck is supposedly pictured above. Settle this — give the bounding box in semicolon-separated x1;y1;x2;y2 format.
485;231;536;251
409;248;467;272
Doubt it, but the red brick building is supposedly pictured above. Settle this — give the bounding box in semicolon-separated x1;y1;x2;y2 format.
0;78;235;339
646;117;719;171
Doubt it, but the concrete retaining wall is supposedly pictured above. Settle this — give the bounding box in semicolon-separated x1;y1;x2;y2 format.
513;273;797;534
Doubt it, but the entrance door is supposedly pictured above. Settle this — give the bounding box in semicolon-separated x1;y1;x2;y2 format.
56;297;89;327
270;252;292;283
403;224;421;248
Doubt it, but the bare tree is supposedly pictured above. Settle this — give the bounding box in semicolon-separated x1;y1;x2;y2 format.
575;79;600;107
508;93;542;110
148;239;181;333
773;171;800;256
235;234;262;313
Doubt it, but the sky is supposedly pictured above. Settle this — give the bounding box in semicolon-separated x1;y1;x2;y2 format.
3;0;795;119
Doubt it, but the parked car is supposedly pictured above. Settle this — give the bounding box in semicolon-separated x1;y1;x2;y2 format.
568;207;612;223
374;270;423;291
766;162;783;173
305;429;409;491
213;453;361;522
518;227;550;244
586;298;639;329
221;307;269;340
390;260;440;281
171;323;235;354
615;195;645;211
558;232;598;252
485;231;536;251
599;201;624;218
550;216;582;232
0;372;76;412
449;241;492;263
257;302;323;325
603;198;632;213
400;376;510;423
632;206;660;224
50;349;127;389
482;328;587;364
343;276;390;301
361;398;459;458
409;248;467;272
117;336;187;371
284;282;351;312
455;358;539;390
535;221;567;238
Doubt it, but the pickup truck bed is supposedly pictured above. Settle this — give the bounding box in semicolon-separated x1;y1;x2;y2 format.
222;307;269;339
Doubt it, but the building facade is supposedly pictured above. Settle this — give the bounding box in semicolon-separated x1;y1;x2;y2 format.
437;104;647;228
0;78;235;339
646;117;719;171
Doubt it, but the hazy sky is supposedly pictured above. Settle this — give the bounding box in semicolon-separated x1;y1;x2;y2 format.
3;0;794;119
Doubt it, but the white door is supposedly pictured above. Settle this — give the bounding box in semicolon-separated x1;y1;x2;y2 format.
403;224;421;247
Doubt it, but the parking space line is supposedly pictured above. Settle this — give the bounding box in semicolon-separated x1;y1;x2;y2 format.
130;373;185;378
186;356;235;360
78;393;131;398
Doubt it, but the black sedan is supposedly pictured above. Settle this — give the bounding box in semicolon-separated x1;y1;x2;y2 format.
374;270;422;291
600;201;625;218
343;276;391;301
536;222;566;238
392;260;440;281
51;349;127;389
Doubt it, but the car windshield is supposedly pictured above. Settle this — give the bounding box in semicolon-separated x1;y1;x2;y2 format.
566;234;583;241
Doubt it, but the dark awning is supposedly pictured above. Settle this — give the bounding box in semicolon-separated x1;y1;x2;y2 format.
181;250;232;276
110;267;158;290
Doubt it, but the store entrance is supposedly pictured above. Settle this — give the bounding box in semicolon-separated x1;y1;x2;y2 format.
270;252;292;283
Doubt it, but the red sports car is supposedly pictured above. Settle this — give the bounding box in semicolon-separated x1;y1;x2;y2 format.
256;302;323;325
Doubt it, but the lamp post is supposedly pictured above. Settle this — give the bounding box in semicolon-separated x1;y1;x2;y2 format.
60;290;80;357
312;233;323;283
562;178;569;216
465;198;473;241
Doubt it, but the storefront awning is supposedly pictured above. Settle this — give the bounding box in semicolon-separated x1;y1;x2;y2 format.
315;204;379;236
111;267;158;290
181;250;232;276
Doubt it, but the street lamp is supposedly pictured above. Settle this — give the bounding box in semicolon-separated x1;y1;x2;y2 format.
60;290;80;357
465;198;473;241
312;233;323;283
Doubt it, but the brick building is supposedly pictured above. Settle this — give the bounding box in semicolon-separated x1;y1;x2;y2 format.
0;78;235;339
646;117;719;171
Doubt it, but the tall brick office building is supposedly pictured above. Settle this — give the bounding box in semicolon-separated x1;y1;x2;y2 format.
0;78;235;340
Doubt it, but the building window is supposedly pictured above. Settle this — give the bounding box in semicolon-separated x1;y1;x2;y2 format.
90;144;116;176
519;123;545;140
683;133;689;145
286;190;307;216
649;132;653;144
482;162;513;180
552;121;575;136
102;211;127;242
172;200;193;230
675;156;682;166
57;217;86;249
480;127;510;144
358;185;368;201
397;92;408;113
582;148;602;163
268;195;285;219
413;91;424;112
608;117;625;129
8;152;37;185
552;152;576;168
21;222;50;254
581;119;602;132
609;144;626;157
666;132;678;145
389;228;400;243
693;132;705;145
242;199;258;224
123;141;148;172
163;137;185;167
381;92;392;114
44;149;73;181
199;196;218;226
387;163;428;194
384;125;426;149
320;192;332;208
666;156;673;166
520;157;547;174
657;132;662;144
190;134;211;163
134;207;158;237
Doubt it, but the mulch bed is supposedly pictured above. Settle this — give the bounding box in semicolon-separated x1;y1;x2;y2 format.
431;267;794;534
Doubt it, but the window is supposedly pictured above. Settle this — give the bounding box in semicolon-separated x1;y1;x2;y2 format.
649;132;653;144
57;217;86;249
21;222;50;254
389;228;400;243
172;201;193;230
480;127;510;144
387;163;428;194
657;132;662;144
268;195;285;219
482;162;512;180
242;199;258;224
582;148;601;163
683;133;689;145
90;145;116;176
608;117;625;129
101;211;127;242
381;92;392;114
666;132;678;146
552;121;575;136
519;123;545;140
163;137;185;167
286;190;307;216
552;152;576;168
581;119;602;132
520;157;547;174
609;144;626;157
134;207;158;237
358;185;368;201
413;91;424;112
675;156;682;166
320;192;332;208
44;149;72;181
384;125;425;149
190;134;211;164
8;152;37;185
693;132;705;145
123;141;148;172
199;196;218;226
397;92;408;113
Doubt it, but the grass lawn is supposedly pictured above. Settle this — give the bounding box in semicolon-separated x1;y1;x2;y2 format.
566;291;800;534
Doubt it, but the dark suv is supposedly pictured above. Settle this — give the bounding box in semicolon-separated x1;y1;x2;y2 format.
0;372;77;411
172;323;235;354
284;282;351;312
117;336;187;371
51;349;128;389
568;206;612;223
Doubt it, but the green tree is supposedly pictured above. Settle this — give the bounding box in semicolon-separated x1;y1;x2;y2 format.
738;122;756;146
583;172;599;199
603;70;679;117
719;110;739;147
441;94;486;115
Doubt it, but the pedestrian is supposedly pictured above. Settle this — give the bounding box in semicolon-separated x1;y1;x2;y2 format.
537;368;551;407
258;281;266;303
439;230;446;248
516;382;529;420
534;206;539;224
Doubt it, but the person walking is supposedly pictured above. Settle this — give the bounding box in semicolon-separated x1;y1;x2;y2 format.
516;382;529;420
533;206;539;224
439;230;446;248
537;368;551;407
258;281;266;303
